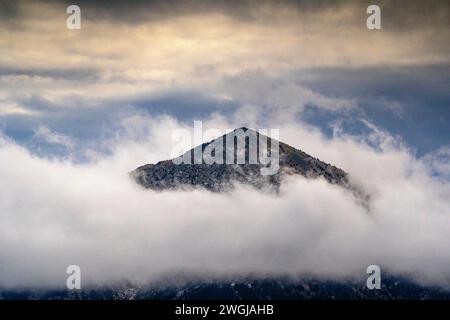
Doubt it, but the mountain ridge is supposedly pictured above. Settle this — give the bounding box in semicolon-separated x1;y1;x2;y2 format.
131;127;351;193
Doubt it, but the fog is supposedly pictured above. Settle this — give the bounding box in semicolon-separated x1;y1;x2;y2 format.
0;116;449;290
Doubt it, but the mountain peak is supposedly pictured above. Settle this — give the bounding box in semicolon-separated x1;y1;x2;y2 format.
131;128;349;192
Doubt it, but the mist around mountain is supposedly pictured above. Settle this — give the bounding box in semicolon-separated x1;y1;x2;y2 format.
116;127;449;300
0;120;449;300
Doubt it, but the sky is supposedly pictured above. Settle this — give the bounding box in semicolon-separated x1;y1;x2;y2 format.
0;0;449;290
0;0;449;160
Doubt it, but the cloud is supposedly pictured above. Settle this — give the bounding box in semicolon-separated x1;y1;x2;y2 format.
33;125;75;150
219;71;357;114
0;103;36;116
0;115;449;290
0;0;448;160
0;0;448;104
422;146;450;181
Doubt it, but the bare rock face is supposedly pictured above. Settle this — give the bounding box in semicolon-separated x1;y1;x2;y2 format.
131;127;349;192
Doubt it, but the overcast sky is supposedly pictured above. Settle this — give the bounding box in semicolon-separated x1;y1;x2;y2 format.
0;0;448;160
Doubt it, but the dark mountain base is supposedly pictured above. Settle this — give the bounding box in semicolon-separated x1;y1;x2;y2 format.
2;277;449;300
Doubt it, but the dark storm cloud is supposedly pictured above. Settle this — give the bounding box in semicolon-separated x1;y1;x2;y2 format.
0;1;19;20
41;0;450;56
377;0;450;31
50;0;450;29
3;0;447;30
291;64;450;107
289;64;450;154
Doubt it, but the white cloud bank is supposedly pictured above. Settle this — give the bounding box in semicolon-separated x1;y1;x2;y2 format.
0;117;449;290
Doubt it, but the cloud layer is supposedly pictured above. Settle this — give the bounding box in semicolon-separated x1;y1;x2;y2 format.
0;115;449;290
1;0;449;115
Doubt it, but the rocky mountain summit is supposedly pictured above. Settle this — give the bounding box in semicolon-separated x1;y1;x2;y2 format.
131;127;349;192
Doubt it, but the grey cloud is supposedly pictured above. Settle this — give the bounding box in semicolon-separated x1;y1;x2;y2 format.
3;0;448;31
0;65;100;81
286;64;450;155
66;0;450;32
